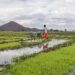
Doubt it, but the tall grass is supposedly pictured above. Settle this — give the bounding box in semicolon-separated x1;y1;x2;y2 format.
10;44;75;75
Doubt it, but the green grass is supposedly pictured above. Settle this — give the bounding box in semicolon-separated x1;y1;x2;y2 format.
0;42;21;50
0;39;47;50
0;31;75;51
10;44;75;75
0;31;30;42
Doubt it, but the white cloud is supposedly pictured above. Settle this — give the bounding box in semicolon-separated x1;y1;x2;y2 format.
0;0;75;30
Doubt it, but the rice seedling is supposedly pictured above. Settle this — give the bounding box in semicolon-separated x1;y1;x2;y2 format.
0;42;21;51
10;43;75;75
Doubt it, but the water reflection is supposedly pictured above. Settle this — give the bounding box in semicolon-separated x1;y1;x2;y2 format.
38;42;49;49
43;43;48;49
0;39;66;65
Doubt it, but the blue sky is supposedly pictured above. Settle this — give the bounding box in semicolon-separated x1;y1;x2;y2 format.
0;0;75;30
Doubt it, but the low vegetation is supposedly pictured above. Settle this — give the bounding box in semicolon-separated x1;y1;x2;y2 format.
0;31;75;51
1;31;75;75
0;42;21;50
10;43;75;75
0;31;52;50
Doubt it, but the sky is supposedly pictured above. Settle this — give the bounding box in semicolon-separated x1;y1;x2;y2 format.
0;0;75;30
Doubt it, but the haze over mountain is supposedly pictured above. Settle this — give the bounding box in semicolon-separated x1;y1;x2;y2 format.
0;21;40;32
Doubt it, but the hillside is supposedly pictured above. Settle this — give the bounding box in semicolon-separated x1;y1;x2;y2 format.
0;21;40;32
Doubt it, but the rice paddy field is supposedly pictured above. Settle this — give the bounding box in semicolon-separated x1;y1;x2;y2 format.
0;31;75;75
10;43;75;75
0;31;29;50
0;31;59;51
0;31;75;50
0;31;45;50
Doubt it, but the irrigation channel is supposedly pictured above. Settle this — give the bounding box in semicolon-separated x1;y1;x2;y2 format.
0;39;67;70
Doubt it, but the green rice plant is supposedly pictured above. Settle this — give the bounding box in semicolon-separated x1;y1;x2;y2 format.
10;43;75;75
13;54;29;63
0;42;21;51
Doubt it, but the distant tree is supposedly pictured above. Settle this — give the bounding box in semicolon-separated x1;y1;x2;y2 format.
50;29;53;32
54;29;59;32
65;29;67;32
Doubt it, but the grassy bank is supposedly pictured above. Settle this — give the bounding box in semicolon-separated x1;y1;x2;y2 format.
0;39;49;51
0;42;21;50
0;38;44;51
10;43;75;75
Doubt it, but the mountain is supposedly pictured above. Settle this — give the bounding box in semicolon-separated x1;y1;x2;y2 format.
0;21;41;32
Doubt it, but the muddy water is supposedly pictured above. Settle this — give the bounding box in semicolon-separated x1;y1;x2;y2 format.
0;39;66;65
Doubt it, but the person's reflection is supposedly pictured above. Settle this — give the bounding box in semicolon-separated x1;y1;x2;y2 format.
37;42;49;50
43;42;49;50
